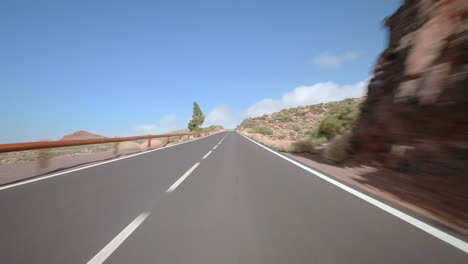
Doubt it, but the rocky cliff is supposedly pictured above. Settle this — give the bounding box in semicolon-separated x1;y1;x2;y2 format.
353;0;467;179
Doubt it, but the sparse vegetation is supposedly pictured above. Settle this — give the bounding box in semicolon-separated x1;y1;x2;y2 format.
289;140;316;154
316;100;361;140
297;132;328;146
237;97;364;155
290;124;301;132
274;113;294;122
324;133;352;163
310;108;325;114
238;118;256;129
250;125;273;135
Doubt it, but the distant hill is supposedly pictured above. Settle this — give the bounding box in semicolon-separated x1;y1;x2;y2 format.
236;97;365;161
237;97;365;142
60;131;106;141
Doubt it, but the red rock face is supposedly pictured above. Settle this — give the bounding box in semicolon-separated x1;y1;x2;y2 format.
353;0;468;178
60;131;105;141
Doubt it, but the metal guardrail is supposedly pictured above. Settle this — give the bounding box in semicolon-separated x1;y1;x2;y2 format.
0;131;213;154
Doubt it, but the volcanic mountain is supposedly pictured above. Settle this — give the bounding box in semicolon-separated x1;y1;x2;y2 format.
59;131;106;141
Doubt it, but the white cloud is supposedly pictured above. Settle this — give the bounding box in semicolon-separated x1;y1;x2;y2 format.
133;113;177;135
313;52;359;68
133;124;174;135
159;114;176;124
244;79;368;118
204;105;237;129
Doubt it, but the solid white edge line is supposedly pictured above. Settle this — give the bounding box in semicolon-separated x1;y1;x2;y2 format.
202;151;212;160
0;132;225;191
166;162;200;192
238;132;468;253
87;210;151;264
213;145;218;150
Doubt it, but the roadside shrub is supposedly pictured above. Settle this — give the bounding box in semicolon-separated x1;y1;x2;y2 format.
274;113;294;122
318;117;344;138
289;140;316;153
276;131;287;139
239;118;256;129
309;136;327;146
317;102;361;140
297;130;327;146
290;124;302;132
310;108;325;114
268;141;294;152
289;108;299;115
324;133;352;163
250;125;273;136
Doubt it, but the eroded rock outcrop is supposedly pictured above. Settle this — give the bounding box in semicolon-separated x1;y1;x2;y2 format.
353;0;468;178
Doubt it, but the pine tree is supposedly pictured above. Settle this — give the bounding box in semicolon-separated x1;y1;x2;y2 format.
188;102;205;131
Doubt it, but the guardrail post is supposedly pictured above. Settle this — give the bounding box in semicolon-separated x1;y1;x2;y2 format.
113;137;119;155
164;136;170;147
147;138;151;148
37;148;50;169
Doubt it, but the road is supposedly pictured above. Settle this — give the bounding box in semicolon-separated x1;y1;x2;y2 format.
0;131;466;263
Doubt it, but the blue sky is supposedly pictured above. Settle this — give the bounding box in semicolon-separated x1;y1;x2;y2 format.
1;0;400;143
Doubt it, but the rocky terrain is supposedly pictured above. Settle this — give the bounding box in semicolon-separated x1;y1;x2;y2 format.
353;0;467;180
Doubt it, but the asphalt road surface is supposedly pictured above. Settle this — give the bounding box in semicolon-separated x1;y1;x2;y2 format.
0;131;466;263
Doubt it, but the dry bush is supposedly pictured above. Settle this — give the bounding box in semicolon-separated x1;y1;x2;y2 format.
317;100;362;140
289;140;316;153
290;124;302;132
324;133;352;163
268;140;295;152
250;125;273;135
